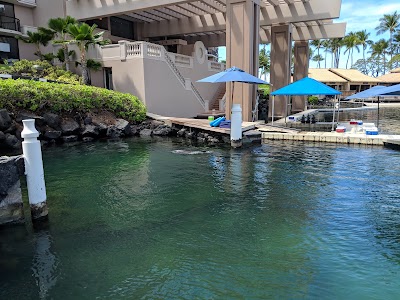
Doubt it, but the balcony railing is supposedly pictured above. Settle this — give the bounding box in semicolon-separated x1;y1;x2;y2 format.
0;16;21;32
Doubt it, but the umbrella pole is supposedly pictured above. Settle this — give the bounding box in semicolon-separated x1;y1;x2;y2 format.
285;96;288;127
377;96;380;130
337;98;341;125
271;95;275;125
331;95;336;131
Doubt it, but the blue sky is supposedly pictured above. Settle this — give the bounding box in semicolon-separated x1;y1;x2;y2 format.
218;0;398;69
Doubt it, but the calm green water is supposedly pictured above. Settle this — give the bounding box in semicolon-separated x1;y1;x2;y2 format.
1;139;400;299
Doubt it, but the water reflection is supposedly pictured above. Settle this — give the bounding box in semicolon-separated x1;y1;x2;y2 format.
31;229;59;300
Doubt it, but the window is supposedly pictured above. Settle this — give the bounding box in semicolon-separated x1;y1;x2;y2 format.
110;17;134;40
0;1;19;32
0;35;19;61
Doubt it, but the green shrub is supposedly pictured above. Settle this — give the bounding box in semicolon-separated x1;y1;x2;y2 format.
0;79;146;122
308;96;319;105
1;59;81;84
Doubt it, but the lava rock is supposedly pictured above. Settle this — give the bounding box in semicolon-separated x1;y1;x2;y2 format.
139;129;153;136
84;116;92;125
62;135;78;143
97;123;108;136
153;125;172;136
82;125;99;137
43;130;62;140
4;134;21;150
0;109;12;131
43;113;61;130
16;112;45;127
150;120;164;129
0;131;5;142
82;137;94;142
61;119;80;135
115;119;131;136
130;125;139;136
177;128;186;137
185;131;196;139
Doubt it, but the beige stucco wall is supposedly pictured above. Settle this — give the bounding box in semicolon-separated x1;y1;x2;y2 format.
14;5;34;26
142;58;204;117
102;58;146;106
33;0;65;28
18;40;37;60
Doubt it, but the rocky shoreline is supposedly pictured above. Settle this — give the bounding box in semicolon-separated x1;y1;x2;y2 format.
0;109;227;153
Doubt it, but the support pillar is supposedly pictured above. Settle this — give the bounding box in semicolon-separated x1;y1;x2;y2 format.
269;24;292;120
226;0;260;122
292;41;309;113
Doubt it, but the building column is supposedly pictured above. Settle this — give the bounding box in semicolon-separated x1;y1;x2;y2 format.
292;41;309;113
269;24;292;119
226;0;260;122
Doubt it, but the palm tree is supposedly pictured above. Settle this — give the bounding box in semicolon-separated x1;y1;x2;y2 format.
67;23;110;85
343;32;360;68
376;11;400;68
322;39;330;68
370;39;389;75
48;16;77;71
328;38;343;68
356;30;372;70
310;40;323;64
312;54;324;68
259;47;270;81
20;27;54;58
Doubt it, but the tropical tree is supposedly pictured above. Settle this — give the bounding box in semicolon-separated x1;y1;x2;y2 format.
259;47;270;80
328;38;343;68
20;27;54;58
322;39;330;68
48;16;77;71
67;23;110;85
370;39;389;75
356;30;372;71
343;32;360;68
376;11;400;68
312;54;324;68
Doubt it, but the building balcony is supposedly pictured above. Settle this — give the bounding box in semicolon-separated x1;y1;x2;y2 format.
0;16;20;33
2;0;36;8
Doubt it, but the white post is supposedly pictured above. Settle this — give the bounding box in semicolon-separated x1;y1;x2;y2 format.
21;119;48;220
231;104;242;148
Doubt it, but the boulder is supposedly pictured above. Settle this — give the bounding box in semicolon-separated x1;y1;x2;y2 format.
185;131;196;139
43;130;62;140
106;119;131;138
130;125;139;136
0;156;24;225
43;113;61;130
0;109;12;131
0;131;5;142
97;123;108;136
84;116;92;125
82;137;94;142
81;125;99;137
16;112;45;127
61;119;80;135
177;128;186;137
139;129;153;136
62;135;78;143
153;125;173;136
150;120;164;129
4;134;21;150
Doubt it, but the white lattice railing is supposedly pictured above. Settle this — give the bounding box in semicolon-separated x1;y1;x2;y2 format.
208;61;225;72
119;41;205;109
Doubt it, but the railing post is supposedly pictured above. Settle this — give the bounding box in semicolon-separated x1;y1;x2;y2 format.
21;119;48;221
142;42;148;58
118;40;127;61
219;99;224;111
204;100;210;112
184;78;192;90
231;104;243;148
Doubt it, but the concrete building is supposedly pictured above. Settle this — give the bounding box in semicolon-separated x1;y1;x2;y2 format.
2;0;346;120
309;68;382;99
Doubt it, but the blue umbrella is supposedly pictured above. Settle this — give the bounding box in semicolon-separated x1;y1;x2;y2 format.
345;85;387;100
271;77;341;96
197;67;268;119
380;83;400;96
197;66;268;84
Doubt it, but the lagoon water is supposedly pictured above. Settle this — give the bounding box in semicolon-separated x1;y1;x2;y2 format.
1;135;400;299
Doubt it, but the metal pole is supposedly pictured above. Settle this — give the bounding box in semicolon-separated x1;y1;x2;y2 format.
271;95;275;125
337;97;341;125
331;95;336;131
285;96;288;127
377;96;380;129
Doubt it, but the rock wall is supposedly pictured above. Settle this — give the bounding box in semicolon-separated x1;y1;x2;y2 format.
0;156;25;226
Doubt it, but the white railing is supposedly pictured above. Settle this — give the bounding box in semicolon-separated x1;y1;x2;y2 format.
208;61;225;72
169;53;193;68
119;41;205;109
220;93;226;112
